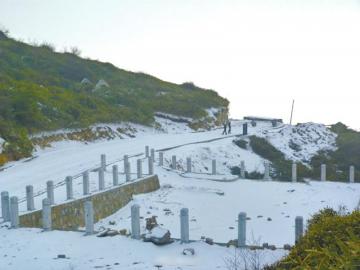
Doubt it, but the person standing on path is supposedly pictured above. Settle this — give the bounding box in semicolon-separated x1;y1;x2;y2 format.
227;120;231;134
222;122;227;135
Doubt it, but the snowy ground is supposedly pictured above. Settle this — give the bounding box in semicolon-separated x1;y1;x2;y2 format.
0;119;359;270
0;227;286;270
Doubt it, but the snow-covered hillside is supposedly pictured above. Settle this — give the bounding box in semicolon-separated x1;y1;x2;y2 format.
256;123;337;163
0;118;359;270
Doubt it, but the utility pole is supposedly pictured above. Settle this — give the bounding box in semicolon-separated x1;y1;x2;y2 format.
290;99;295;125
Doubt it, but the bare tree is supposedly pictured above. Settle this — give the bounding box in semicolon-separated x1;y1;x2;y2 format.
223;235;264;270
70;46;81;56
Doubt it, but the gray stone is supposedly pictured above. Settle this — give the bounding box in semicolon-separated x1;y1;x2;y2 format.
180;208;189;243
205;237;214;245
145;146;149;158
46;180;55;205
42;198;51;231
182;248;195;256
238;212;246;247
144;226;172;245
145;216;158;231
26;185;35;211
97;228;119;237
1;191;10;221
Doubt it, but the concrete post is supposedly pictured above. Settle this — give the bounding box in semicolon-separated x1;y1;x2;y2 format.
83;171;90;195
46;180;55;205
292;163;297;183
1;191;10;222
42;198;51;231
186;157;192;173
26;185;35;211
212;160;217;175
126;162;131;182
295;216;303;243
145;146;149;158
240;161;246;179
151;149;155;163
172;155;177;170
123;155;129;173
349;166;355;183
112;165;119;186
180;208;189;243
65;176;73;200
100;154;106;171
148;157;154;175
159;152;164;166
98;168;105;190
321;164;326;182
264;162;270;181
10;196;19;229
84;200;94;235
137;159;143;178
238;212;247;247
131;204;140;239
243;123;248;136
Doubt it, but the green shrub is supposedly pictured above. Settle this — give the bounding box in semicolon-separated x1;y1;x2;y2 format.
269;208;360;270
0;32;229;164
233;139;248;149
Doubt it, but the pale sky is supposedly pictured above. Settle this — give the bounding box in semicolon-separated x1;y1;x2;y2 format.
1;0;360;129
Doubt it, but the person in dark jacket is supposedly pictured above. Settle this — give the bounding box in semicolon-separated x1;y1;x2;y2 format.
227;120;231;134
222;122;227;135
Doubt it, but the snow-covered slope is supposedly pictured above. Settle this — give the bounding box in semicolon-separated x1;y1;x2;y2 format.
0;118;358;270
256;123;337;163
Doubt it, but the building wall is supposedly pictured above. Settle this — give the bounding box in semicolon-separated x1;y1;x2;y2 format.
19;175;160;230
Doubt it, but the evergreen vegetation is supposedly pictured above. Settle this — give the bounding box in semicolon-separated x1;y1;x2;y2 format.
0;30;228;165
265;207;360;270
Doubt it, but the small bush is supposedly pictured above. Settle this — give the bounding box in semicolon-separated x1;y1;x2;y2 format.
270;208;360;270
233;139;248;149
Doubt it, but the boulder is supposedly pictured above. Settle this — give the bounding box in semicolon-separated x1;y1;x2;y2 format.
144;226;173;245
97;228;119;237
145;216;158;231
182;248;195;256
205;237;214;245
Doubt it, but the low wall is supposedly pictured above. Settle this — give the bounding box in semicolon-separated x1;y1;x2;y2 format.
19;175;160;230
